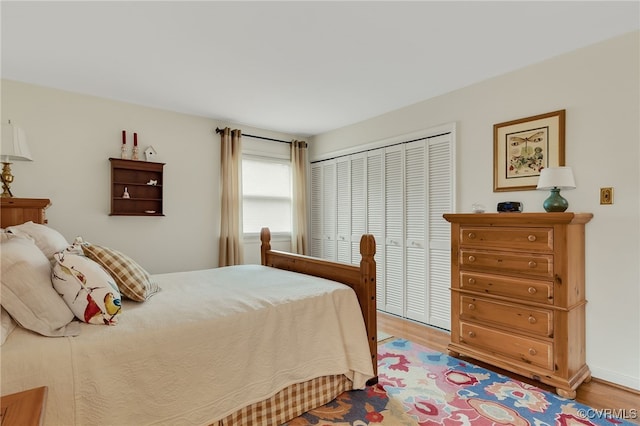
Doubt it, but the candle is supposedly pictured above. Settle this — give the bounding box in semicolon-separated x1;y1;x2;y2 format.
122;130;126;145
134;133;138;146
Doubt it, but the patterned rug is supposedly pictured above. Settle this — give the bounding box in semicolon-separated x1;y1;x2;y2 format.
286;338;636;425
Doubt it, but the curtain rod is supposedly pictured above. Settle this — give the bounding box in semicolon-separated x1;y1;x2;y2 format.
215;127;291;144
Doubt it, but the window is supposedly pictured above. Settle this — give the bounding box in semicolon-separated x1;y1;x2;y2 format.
242;156;292;235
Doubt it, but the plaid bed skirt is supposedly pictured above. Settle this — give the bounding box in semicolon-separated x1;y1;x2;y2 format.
212;374;353;426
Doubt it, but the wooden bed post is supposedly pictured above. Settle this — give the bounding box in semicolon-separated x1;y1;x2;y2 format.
359;234;378;383
260;227;271;266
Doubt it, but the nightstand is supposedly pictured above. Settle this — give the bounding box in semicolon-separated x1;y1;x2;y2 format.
0;198;51;228
0;386;47;426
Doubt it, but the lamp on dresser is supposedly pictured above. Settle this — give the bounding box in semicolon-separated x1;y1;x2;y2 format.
536;166;575;212
1;121;33;197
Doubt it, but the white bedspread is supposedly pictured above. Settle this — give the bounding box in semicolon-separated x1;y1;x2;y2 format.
0;265;374;425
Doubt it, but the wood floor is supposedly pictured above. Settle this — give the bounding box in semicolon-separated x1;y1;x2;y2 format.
378;312;640;425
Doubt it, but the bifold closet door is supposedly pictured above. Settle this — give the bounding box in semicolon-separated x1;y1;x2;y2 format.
310;163;322;258
350;153;367;265
335;158;351;264
310;161;337;261
425;134;453;330
366;149;385;310
309;130;454;331
404;140;428;322
383;145;404;316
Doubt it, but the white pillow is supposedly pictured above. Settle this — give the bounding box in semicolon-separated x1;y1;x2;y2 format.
6;221;69;264
52;248;122;325
1;231;20;243
0;237;80;337
1;307;17;345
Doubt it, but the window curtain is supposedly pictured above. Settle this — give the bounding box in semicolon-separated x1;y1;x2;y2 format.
291;140;308;255
218;127;243;266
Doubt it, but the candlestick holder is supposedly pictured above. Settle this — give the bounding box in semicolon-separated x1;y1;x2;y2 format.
121;144;129;160
132;146;139;160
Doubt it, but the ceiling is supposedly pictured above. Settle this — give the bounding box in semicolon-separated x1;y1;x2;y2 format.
2;1;638;137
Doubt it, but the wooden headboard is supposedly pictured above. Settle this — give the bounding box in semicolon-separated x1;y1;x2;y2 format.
0;198;51;228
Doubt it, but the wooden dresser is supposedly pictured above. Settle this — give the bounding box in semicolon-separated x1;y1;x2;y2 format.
0;198;51;228
443;212;592;399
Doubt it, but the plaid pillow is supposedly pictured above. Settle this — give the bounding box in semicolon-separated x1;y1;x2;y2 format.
81;242;160;302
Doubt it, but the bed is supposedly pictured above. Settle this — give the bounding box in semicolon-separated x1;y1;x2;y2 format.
0;202;377;425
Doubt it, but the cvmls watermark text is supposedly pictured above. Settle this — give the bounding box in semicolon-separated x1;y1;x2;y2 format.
577;408;638;420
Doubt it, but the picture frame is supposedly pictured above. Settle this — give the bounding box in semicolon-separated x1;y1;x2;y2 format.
493;109;565;192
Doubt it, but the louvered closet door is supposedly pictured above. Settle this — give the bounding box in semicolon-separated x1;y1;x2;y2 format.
427;134;453;330
308;128;454;330
310;163;323;258
384;145;404;316
350;153;367;265
366;149;385;308
322;160;337;261
335;158;351;263
404;140;428;322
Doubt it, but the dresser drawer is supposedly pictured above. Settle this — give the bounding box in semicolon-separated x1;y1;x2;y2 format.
460;296;553;337
459;322;553;370
460;271;553;304
460;226;553;252
460;249;553;278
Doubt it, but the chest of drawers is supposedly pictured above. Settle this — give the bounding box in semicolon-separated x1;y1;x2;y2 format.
443;212;592;399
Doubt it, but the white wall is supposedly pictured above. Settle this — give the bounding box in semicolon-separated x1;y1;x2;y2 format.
1;80;301;273
310;31;640;390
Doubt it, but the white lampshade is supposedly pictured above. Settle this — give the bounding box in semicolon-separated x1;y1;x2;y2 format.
1;122;33;162
536;167;575;190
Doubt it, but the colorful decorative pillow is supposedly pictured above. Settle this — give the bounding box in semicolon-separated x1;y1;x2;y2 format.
0;236;79;337
52;249;122;325
6;221;69;265
1;307;17;345
79;240;160;302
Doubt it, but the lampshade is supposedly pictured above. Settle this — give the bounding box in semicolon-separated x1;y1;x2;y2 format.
1;122;33;162
536;167;575;190
1;121;32;198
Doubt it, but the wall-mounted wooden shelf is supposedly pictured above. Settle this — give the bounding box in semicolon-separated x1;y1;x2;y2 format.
109;158;165;216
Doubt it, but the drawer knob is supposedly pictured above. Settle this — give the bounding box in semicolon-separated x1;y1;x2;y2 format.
468;255;476;263
468;303;476;311
468;232;476;239
528;316;537;324
528;287;537;294
528;261;537;268
468;331;476;338
528;348;537;356
528;235;537;242
468;278;476;285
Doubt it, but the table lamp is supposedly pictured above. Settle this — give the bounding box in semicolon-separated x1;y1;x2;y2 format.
1;121;33;197
536;166;575;212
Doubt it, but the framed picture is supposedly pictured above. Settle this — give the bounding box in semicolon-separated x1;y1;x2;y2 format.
493;109;565;192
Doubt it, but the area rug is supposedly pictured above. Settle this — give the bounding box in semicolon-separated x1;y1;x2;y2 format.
286;338;635;426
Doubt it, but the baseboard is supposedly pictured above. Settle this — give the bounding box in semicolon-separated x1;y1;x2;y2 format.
589;367;640;393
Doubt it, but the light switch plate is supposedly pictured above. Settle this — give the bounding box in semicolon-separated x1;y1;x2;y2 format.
600;187;613;205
